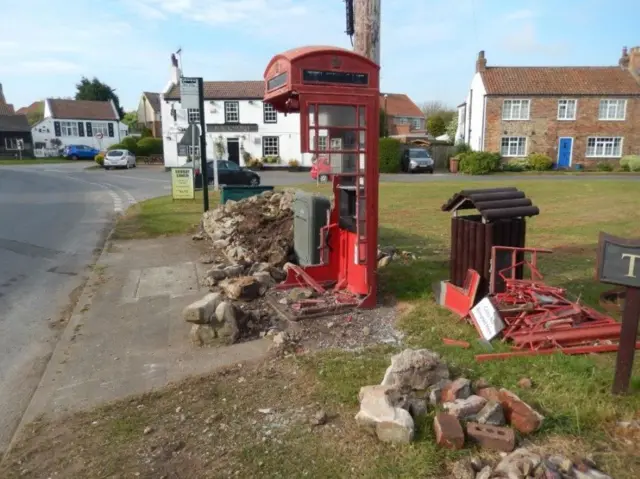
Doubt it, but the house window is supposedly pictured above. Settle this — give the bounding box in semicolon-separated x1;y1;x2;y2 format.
598;99;626;120
263;103;277;123
187;108;200;123
394;117;409;124
410;118;422;130
557;99;577;120
500;136;527;157
4;138;18;150
93;122;109;136
586;137;623;157
60;121;78;136
502;99;530;120
224;101;239;123
262;136;279;157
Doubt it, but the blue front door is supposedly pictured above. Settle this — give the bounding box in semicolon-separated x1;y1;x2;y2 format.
557;138;573;168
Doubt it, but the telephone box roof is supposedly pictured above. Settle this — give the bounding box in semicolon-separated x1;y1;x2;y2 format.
263;45;379;77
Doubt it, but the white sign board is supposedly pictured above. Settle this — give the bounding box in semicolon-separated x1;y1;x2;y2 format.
180;77;200;110
470;297;505;341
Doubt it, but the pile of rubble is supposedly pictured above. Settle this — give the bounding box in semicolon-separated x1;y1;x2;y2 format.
355;348;612;478
200;189;295;268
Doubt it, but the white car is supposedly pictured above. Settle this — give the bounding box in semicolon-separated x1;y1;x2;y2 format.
104;149;136;170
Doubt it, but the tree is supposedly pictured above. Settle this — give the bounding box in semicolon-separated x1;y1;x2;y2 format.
427;115;446;137
446;113;458;141
421;100;456;126
379;108;389;137
122;111;138;131
75;77;124;119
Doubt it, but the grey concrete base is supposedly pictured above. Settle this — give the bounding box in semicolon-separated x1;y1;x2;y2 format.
16;236;271;429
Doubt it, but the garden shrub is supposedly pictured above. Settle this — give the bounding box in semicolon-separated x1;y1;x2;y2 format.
137;137;163;156
596;161;614;172
527;153;553;171
379;137;402;173
629;156;640;172
120;136;139;154
454;142;472;156
620;155;639;172
107;143;125;151
458;151;501;175
94;154;104;167
502;158;530;172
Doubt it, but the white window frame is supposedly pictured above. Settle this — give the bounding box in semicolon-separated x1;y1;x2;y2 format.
502;99;531;120
557;99;577;120
4;138;19;150
262;136;279;157
394;117;409;125
187;108;200;123
224;101;239;123
93;122;108;136
410;118;422;130
500;136;527;157
60;121;78;137
598;99;626;121
586;137;623;158
263;102;277;123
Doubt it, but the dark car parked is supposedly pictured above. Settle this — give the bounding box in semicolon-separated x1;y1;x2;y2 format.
401;147;435;173
188;160;261;185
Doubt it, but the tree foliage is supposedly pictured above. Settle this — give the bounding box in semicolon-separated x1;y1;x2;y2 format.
379;108;389;137
122;111;138;130
445;113;458;141
426;115;447;137
75;77;124;119
378;138;402;173
421;100;455;125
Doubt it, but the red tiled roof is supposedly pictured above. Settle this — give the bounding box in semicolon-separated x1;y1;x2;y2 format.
165;81;264;100
381;93;424;118
17;100;44;115
481;67;640;95
0;103;15;115
48;99;118;120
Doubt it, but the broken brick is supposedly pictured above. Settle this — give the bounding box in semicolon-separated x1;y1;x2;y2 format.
499;389;544;435
466;422;516;452
442;378;472;402
477;386;501;402
434;413;464;450
443;395;487;419
476;400;506;426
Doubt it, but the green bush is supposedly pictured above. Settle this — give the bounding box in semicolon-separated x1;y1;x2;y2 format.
620;155;639;172
379;138;402;173
137;137;163;156
596;161;614;172
454;142;472;156
629;156;640;172
107;143;125;151
120;136;139;154
527;153;553;171
502;158;529;172
94;154;104;167
140;127;153;138
458;151;501;175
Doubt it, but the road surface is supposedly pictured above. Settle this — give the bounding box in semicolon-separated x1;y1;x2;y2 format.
0;163;169;453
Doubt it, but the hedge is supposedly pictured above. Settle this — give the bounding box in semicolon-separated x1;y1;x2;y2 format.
527;153;553;171
379;138;402;173
458;151;501;175
137;137;163;156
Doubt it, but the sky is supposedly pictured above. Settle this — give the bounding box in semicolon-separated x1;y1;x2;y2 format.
0;0;638;112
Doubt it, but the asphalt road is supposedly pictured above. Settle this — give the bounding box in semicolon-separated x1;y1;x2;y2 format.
0;163;169;453
0;162;636;452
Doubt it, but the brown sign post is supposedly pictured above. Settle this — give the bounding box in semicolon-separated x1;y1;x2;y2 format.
597;232;640;394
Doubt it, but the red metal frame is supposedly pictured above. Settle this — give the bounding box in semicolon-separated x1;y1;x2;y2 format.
263;46;380;308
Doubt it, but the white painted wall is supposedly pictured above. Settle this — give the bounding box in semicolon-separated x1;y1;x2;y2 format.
137;96;161;123
31;118;125;151
455;104;466;144
455;72;487;150
161;97;305;168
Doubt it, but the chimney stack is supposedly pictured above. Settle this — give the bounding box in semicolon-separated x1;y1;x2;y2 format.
476;50;487;73
627;46;640;79
619;46;630;69
170;54;181;84
0;83;5;105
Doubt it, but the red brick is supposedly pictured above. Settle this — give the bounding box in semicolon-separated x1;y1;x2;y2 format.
477;387;500;402
466;422;516;452
442;378;472;402
434;413;465;450
499;389;544;434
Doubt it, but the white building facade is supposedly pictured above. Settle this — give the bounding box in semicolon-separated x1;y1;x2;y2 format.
32;99;127;155
161;58;305;168
454;71;487;150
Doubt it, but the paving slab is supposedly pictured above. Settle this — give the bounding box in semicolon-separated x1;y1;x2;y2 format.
18;236;271;426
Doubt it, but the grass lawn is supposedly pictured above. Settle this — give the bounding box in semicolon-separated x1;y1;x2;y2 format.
5;179;640;478
0;157;74;165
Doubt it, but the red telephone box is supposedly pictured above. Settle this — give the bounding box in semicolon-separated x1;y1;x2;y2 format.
264;46;380;308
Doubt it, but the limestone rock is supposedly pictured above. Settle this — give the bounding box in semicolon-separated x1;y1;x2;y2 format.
189;324;217;346
476;465;493;479
495;448;542;477
221;276;261;301
380;349;449;391
477;400;506;426
451;459;475;479
443;395;487;419
214;301;240;343
355;385;414;444
183;292;222;324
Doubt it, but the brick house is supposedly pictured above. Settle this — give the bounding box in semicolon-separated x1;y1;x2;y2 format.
381;93;425;136
455;47;640;167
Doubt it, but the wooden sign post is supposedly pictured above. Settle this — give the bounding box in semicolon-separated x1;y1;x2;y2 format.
597;232;640;395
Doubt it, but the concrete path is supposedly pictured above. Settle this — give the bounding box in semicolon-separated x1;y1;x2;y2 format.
17;235;270;429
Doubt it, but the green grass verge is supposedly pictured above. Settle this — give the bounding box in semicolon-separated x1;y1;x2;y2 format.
0;158;74;165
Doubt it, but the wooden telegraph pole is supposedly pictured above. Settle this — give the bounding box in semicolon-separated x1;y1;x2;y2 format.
353;0;381;64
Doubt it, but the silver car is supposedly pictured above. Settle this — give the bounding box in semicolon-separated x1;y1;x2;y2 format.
104;149;136;170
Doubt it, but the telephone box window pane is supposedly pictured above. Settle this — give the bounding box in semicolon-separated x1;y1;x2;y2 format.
330;153;357;174
302;70;368;85
359;107;366;127
359;153;366;170
329;130;358;151
267;72;287;91
318;105;357;127
308;105;316;126
309;128;329;152
359;131;365;150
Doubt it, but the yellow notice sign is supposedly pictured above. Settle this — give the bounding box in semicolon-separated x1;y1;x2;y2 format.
171;168;195;199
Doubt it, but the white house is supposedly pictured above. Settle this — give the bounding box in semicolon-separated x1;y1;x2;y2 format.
32;99;127;155
161;55;304;168
454;62;486;150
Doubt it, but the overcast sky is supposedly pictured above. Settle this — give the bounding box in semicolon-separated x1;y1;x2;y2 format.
0;0;637;111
